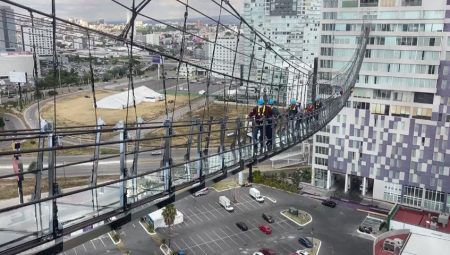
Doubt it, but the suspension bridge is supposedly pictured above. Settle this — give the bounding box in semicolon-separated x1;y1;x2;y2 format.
0;0;369;254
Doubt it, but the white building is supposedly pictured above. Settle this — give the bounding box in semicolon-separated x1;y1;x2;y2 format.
312;0;450;212
145;33;160;46
0;53;39;79
242;0;322;101
22;26;53;56
208;36;237;78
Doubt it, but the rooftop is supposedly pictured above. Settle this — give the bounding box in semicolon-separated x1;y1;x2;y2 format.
373;233;409;255
393;206;450;234
401;233;450;255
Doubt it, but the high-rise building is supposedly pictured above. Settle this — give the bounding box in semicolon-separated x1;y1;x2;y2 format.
22;26;53;56
0;6;18;52
208;35;237;78
312;0;450;212
242;0;322;100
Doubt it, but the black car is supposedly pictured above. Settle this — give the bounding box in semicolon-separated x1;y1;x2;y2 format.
321;200;337;208
359;225;372;234
262;213;274;223
236;222;248;231
298;237;313;248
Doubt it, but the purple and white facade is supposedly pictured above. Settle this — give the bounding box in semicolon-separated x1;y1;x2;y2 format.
313;0;450;212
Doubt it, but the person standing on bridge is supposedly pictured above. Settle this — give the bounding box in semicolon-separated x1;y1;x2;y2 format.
287;98;299;142
248;98;272;153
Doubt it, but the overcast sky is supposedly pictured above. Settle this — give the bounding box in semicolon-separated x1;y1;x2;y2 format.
11;0;244;22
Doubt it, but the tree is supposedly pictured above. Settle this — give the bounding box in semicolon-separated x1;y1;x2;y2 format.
161;204;177;248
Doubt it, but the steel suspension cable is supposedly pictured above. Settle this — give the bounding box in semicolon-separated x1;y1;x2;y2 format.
171;0;189;122
86;31;99;125
202;0;224;120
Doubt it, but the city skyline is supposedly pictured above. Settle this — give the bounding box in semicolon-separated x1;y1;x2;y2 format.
10;0;244;22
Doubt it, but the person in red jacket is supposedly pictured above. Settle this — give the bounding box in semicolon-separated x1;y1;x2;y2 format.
248;98;273;153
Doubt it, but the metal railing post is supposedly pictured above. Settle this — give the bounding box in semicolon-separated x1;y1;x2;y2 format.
47;122;60;238
90;118;104;211
162;119;173;192
117;121;128;209
184;119;195;181
130;117;143;202
219;118;226;173
196;119;203;181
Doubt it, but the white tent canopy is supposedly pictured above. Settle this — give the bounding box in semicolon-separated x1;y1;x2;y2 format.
97;86;164;109
147;208;184;229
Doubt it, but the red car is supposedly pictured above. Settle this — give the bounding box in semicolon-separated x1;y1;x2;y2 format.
259;224;272;235
259;248;276;255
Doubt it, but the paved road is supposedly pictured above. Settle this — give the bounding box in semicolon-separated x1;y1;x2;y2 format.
0;113;27;149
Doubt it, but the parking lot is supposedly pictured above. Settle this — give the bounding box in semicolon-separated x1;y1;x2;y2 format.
62;234;120;255
157;185;372;255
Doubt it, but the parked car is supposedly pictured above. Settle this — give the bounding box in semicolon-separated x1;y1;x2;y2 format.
258;224;272;235
259;248;276;255
298;237;313;248
252;253;264;255
321;200;336;208
177;250;185;255
193;187;209;197
236;222;248;231
262;213;274;223
359;225;372;234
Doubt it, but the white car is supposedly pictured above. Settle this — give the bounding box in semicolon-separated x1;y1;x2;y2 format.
253;252;264;255
294;250;310;255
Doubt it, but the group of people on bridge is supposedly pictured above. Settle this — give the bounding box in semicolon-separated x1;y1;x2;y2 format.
247;97;323;153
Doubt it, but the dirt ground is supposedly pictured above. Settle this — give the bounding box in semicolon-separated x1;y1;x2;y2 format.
41;90;193;126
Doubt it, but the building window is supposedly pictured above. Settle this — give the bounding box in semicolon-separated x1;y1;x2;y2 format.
373;89;391;100
360;0;378;7
391;106;411;118
413;92;434;104
315;146;329;155
402;0;422;6
315;157;328;166
412;107;433;120
316;135;330;144
403;185;423;208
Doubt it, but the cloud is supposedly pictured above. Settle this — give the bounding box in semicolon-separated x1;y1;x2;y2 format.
9;0;244;21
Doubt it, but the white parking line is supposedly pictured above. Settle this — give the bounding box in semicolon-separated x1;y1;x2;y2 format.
188;236;207;255
82;244;87;252
206;202;225;216
90;240;96;249
197;233;220;252
188;208;204;223
211;229;231;248
180;238;196;254
217;228;240;246
99;237;106;248
200;204;218;220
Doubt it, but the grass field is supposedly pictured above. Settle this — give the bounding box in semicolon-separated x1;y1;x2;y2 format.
0;175;118;200
41;90;194;126
142;102;251;147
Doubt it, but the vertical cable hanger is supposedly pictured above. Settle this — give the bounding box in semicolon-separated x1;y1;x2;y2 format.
245;32;257;111
125;0;139;127
51;0;58;129
87;31;99;125
171;0;189;122
202;0;224;120
226;20;242;115
257;44;268;101
29;11;41;124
